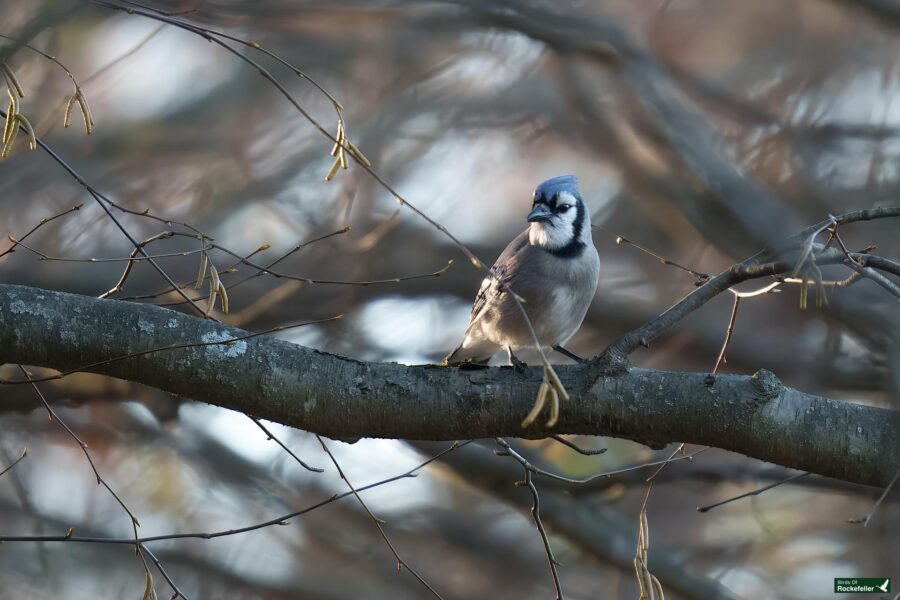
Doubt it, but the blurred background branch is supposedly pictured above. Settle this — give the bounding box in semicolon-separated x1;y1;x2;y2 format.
2;0;899;597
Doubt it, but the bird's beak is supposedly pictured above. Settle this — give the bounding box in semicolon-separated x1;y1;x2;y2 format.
527;205;552;223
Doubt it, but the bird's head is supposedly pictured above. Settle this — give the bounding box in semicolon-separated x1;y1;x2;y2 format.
527;175;589;256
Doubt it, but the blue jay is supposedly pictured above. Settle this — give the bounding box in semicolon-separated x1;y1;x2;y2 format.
444;175;600;370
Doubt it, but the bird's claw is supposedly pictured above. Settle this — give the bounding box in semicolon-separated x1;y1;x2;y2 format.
510;355;528;374
506;347;529;374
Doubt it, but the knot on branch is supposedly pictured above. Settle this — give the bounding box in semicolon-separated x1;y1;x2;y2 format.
588;348;630;382
750;369;783;404
591;346;631;377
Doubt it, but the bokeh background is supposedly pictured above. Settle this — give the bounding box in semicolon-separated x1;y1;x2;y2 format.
0;1;898;598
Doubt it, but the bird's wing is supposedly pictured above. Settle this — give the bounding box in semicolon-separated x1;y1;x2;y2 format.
469;263;504;321
468;230;529;324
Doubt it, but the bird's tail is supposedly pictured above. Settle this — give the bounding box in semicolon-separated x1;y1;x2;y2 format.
442;336;497;366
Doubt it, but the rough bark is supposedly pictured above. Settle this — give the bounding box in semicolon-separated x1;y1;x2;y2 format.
0;283;897;488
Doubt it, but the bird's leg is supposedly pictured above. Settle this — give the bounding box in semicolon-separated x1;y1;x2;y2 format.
552;345;585;363
506;346;528;373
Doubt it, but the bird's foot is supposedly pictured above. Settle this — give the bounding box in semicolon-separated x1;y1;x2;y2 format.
506;347;529;374
520;364;570;429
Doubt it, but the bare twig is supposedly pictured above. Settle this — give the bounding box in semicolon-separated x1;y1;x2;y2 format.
315;435;444;598
548;435;607;456
0;108;210;316
712;295;741;374
847;462;900;526
0;441;468;545
615;234;710;284
697;472;810;513
0;447;27;478
16;364;156;587
601;207;900;361
496;439;564;599
249;417;322;473
141;227;349;305
141;543;188;600
0;203;83;260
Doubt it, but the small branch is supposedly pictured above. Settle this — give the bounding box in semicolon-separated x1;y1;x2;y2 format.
848;262;900;300
315;435;444;599
0;447;27;478
16;364;156;586
141;543;189;600
0;203;83;260
249;417;322;473
99;231;177;298
548;435;607;456
0;441;467;545
857;254;900;278
614;234;710;284
496;439;564;599
601;206;900;361
712;295;740;374
848;462;900;526
696;472;810;513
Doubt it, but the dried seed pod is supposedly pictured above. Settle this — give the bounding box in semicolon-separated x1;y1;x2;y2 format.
324;155;341;181
218;282;229;314
1;117;19;159
76;90;93;134
63;93;76;128
194;252;208;289
15;113;35;150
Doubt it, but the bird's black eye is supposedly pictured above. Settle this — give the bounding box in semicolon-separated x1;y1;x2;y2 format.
557;204;571;212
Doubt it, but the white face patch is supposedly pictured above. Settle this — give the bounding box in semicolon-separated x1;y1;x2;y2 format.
529;191;581;251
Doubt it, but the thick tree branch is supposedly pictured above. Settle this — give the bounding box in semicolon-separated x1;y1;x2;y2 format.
0;284;897;488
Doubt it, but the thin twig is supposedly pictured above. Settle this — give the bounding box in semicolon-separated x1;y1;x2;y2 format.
712;295;740;374
132;227;349;304
10;235;208;263
141;543;189;600
696;472;810;513
848;462;900;526
0;441;468;545
521;468;564;599
529;446;709;486
249;417;322;473
16;365;156;585
0;447;27;478
315;435;444;599
496;439;564;599
603;207;900;359
98;231;176;298
0;108;211;317
0;203;83;260
548;435;607;456
615;234;710;283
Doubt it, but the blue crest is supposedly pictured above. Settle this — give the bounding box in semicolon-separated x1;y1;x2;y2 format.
534;175;579;201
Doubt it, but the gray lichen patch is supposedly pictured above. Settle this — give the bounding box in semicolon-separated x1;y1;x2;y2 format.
9;299;55;319
137;319;156;334
200;330;248;358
